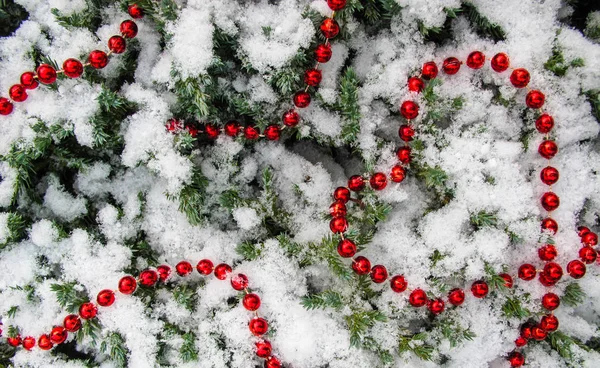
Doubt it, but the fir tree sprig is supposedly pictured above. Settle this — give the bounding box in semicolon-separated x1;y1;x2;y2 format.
337;68;361;145
236;241;263;261
436;319;476;348
502;297;531;319
562;283;585;307
175;169;209;226
398;333;435;361
548;331;590;360
50;282;89;313
301;290;344;311
314;235;353;281
173;284;198;312
345;310;387;347
76;318;102;345
470;211;498;230
461;2;506;42
100;332;129;367
180;332;199;362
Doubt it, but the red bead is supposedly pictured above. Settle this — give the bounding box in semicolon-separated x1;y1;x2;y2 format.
400;101;419;120
427;298;445;315
118;276;137;294
88;50;109;69
38;334;53;350
540;167;559;186
50;326;67;344
399;125;415;142
120;20;138;38
128;4;144;18
8;84;27;102
407;77;424;92
531;326;547;341
471;280;488;298
389;275;408;293
108;35;126;54
448;288;465;306
293;91;311;108
442;57;461;75
22;336;35;350
36;64;57;84
255;339;272;358
515;336;527;347
466;51;485;69
197;259;214;275
7;335;22;347
186;125;199;138
139;270;158;286
176;261;193;276
205;123;220;139
499;273;514;288
539;271;558;287
540;314;559;332
265;356;281;368
97;289;115;307
0;98;15;115
330;216;348;233
231;274;249;290
567;260;586;279
223;121;240;137
20;71;38;89
315;44;332;63
422;61;438;79
330;201;347;217
370;265;388;283
541;192;559;212
510;68;530;88
348;175;365;192
243;293;261;311
283;109;300;127
390;165;405;183
535;114;554;133
520;324;533;339
157;265;171;281
264;125;281;140
543;262;563;281
396;146;411;164
352;256;371;275
518;264;536;281
244;125;260;140
320;18;340;39
304;68;322;87
249;318;269;336
63;314;82;332
79;302;98;319
491;53;510;72
538;244;557;261
582;232;598;246
327;0;347;10
541;218;558;234
214;263;232;280
541;292;560;311
508;351;525;367
579;246;597;264
577;226;591;237
333;187;351;203
369;172;387;190
526;90;545;109
409;288;428;307
165;118;181;132
337;239;357;258
62;58;84;78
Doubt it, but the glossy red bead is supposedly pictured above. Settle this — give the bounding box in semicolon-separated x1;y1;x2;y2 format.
329;201;347;217
535;114;554;133
543;262;563;281
352;256;371;275
320;18;340;39
7;335;22;347
176;261;193;276
20;71;38;89
333;187;351;203
327;0;347;10
370;265;388;283
128;4;144;18
466;51;485;69
63;58;84;78
526;90;545;109
499;273;514;288
422;61;438;79
255;339;272;358
531;326;547;341
540;314;559;332
282;109;300;127
79;302;98;319
538;244;557;261
510;68;530;88
508;351;525;367
197;259;214;275
120;20;138;38
348;175;365;192
293;91;311;108
221;121;239;137
249;318;269;336
118;276;137;294
97;289;115;307
427;298;445;315
448;288;465;306
8;84;27;102
1;97;15;114
407;77;424;92
515;336;527;347
518;264;536;281
265;356;281;368
231;274;249;291
541;218;558;234
304;68;322;87
330;216;348;233
471;280;488;298
409;288;428;307
214;263;232;280
205;123;220;139
582;232;598;246
50;326;67;344
88;50;108;69
315;44;332;63
369;172;387;190
491;53;510;72
541;292;560;311
541;192;560;212
157;265;171;281
390;165;406;183
264;125;281;140
399;125;415;142
577;226;591;237
390;275;408;292
63;314;82;332
22;336;35;350
396;146;411;165
567;260;586;279
108;35;126;54
337;239;357;258
442;57;461;75
37;64;57;84
244;125;260;140
243;293;261;311
38;334;53;350
540;166;559;186
520;323;533;339
539;271;558;287
400;100;419;120
579;246;597;264
139;269;158;286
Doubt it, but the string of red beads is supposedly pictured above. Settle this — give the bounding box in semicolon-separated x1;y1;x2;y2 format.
0;8;141;117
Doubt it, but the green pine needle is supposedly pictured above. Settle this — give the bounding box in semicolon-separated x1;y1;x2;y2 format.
301;290;344;311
